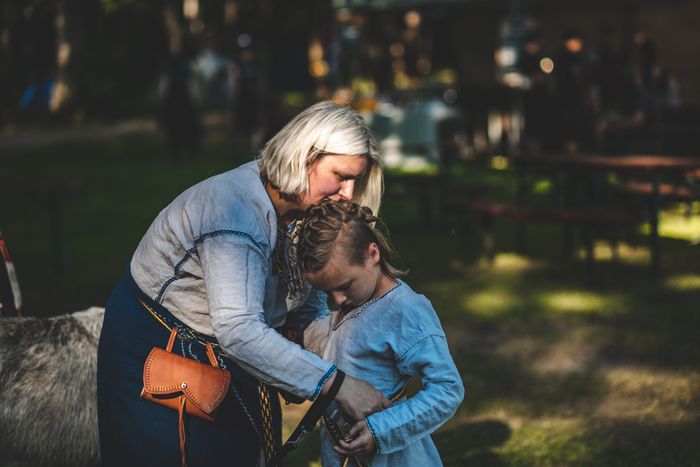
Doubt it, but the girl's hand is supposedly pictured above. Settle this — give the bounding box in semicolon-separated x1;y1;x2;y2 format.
334;420;375;456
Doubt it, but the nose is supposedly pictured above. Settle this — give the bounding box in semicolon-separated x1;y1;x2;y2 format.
331;292;347;306
338;179;355;201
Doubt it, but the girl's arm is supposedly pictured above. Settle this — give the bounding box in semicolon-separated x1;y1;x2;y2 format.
364;334;464;454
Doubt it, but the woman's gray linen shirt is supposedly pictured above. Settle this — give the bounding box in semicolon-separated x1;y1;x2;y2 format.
130;161;334;400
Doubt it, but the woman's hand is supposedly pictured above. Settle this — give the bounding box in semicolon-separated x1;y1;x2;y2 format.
334;420;375;456
323;372;391;420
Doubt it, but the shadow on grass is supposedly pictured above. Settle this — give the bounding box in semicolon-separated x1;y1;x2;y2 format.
578;417;700;467
435;419;511;467
456;345;610;417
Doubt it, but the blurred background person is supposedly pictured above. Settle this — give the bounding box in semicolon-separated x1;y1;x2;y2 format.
233;38;262;156
516;30;555;156
157;52;202;162
552;30;595;153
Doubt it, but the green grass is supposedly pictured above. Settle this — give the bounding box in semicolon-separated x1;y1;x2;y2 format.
1;129;247;315
2;130;700;466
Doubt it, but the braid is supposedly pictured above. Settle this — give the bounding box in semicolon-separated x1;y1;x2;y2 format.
298;200;406;278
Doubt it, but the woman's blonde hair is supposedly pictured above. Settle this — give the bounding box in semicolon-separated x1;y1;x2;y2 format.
298;200;406;279
258;100;383;214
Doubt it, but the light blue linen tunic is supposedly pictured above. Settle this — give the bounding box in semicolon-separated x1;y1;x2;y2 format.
318;280;464;466
130;160;335;400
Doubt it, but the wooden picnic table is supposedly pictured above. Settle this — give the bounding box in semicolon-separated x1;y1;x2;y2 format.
516;154;700;278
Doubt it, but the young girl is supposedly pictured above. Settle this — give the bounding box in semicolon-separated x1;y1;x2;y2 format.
298;200;464;467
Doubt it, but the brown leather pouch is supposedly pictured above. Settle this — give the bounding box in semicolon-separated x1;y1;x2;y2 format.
140;327;231;466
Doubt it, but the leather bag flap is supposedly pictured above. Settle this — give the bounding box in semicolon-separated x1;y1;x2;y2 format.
143;347;231;415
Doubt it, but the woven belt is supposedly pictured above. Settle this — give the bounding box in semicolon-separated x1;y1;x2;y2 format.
322;385;407;467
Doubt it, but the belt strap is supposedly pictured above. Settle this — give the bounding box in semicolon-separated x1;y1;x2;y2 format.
266;370;345;467
178;396;187;467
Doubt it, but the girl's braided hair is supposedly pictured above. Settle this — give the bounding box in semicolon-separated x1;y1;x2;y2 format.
298;200;406;279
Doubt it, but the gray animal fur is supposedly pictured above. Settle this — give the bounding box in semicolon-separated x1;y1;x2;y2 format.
0;307;104;467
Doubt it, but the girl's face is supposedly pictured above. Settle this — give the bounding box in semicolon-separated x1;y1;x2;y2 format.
299;155;368;209
303;243;382;309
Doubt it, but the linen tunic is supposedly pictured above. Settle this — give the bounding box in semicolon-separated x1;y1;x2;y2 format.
319;280;464;466
130;160;334;400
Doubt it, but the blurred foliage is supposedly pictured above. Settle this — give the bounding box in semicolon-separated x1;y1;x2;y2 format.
99;0;155;14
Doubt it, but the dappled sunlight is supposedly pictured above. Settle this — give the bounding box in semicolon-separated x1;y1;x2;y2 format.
531;338;599;374
639;211;700;243
487;327;600;375
594;367;699;422
490;253;537;273
539;290;608;314
659;211;700;243
531;178;553;195
499;418;595;465
447;253;539;277
576;242;650;264
492;336;541;361
464;289;519;317
589;241;618;261
664;273;700;291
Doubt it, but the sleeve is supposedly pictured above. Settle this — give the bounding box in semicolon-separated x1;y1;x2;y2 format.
302;314;331;357
364;334;465;454
199;233;335;400
294;288;331;356
286;287;330;330
281;289;331;356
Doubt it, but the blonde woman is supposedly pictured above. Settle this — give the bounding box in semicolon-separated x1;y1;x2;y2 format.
97;101;388;467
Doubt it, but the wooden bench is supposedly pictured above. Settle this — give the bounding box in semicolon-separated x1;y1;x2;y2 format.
612;181;698;202
606;180;699;225
444;199;636;283
384;173;495;225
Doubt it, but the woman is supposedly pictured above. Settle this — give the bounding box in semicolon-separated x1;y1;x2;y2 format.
97;101;388;466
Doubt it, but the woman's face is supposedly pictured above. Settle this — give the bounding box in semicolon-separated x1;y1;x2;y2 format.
300;155;368;209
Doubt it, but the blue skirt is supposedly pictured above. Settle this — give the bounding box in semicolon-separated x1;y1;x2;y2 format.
97;270;281;466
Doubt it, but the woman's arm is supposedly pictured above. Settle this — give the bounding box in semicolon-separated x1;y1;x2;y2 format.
287;288;331;356
302;316;331;357
200;234;390;416
200;234;334;400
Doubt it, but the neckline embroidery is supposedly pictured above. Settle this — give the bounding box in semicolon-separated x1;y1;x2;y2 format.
271;218;308;297
260;171;308;297
332;280;402;330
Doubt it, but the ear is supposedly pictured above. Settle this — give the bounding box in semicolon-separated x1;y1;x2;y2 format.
366;242;381;265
